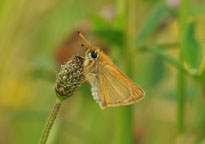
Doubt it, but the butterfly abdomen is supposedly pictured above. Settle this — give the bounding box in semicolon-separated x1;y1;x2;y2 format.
90;79;99;101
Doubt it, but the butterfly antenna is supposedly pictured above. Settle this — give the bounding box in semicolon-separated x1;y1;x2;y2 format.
77;31;92;48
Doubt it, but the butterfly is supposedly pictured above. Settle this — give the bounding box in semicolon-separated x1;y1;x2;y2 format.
78;31;145;109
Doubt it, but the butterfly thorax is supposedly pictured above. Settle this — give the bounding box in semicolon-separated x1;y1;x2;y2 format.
84;48;112;77
83;48;113;105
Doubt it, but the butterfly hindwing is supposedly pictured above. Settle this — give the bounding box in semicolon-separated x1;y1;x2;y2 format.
91;64;145;109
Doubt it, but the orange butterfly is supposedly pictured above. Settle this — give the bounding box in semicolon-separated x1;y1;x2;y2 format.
78;31;145;109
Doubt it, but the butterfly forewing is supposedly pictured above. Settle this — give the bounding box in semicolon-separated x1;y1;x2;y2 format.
94;64;145;109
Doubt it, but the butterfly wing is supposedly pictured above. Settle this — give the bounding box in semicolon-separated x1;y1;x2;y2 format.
90;64;145;109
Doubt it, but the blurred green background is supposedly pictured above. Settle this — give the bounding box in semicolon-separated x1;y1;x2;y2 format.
0;0;205;144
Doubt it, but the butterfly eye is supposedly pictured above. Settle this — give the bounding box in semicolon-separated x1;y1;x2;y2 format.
91;51;98;59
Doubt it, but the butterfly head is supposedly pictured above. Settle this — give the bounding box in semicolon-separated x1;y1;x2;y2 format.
78;31;100;60
84;45;99;60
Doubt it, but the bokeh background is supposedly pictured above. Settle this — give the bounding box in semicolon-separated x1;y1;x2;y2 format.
0;0;205;144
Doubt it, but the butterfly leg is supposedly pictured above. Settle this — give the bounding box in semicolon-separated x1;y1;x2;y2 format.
73;74;96;91
73;58;95;78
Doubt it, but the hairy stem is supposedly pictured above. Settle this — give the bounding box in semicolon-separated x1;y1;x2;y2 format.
39;98;62;144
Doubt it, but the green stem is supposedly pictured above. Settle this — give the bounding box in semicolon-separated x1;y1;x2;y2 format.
139;39;205;52
196;81;205;143
177;60;185;134
177;0;188;135
39;98;62;144
140;45;202;80
114;0;135;144
115;107;133;144
148;45;187;74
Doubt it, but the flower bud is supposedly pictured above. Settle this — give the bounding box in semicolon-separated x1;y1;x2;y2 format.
55;55;85;100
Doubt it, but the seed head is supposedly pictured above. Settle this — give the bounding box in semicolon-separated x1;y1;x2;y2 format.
55;55;85;101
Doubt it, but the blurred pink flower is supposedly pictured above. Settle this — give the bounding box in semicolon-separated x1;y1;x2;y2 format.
167;0;181;8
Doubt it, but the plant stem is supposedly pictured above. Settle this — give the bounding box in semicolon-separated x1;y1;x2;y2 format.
115;107;133;144
148;46;187;73
177;61;185;134
140;45;203;80
114;0;135;144
39;98;62;144
177;0;188;135
148;45;194;131
196;81;205;143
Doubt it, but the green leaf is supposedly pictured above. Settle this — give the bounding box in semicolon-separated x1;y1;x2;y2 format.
183;21;202;72
136;3;169;47
148;45;188;74
89;13;110;30
149;55;165;86
90;14;123;46
95;29;123;46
